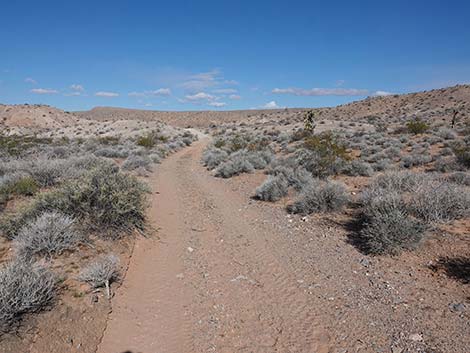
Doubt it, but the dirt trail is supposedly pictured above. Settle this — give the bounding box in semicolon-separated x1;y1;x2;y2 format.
97;139;330;353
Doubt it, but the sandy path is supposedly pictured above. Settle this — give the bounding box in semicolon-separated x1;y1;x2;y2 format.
97;139;329;353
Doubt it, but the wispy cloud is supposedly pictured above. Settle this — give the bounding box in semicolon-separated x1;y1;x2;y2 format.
70;84;84;92
31;88;58;94
180;69;238;92
373;90;394;96
213;88;237;94
184;92;216;102
208;102;227;107
128;88;171;97
25;77;37;85
95;91;119;97
229;94;241;100
272;87;369;96
262;101;280;109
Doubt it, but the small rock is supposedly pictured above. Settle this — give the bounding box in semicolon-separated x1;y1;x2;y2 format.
449;303;466;312
391;346;403;353
360;258;370;267
176;273;184;279
187;247;194;253
408;333;423;342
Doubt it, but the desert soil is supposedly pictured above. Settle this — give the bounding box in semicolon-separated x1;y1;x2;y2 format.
96;139;469;353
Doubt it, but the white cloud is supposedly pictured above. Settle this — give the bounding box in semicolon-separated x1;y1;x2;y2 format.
262;101;280;109
181;69;220;91
373;90;394;96
180;69;238;92
213;88;237;94
229;94;241;100
335;79;345;87
95;91;119;97
184;92;216;101
31;88;58;94
70;84;84;92
272;87;369;96
63;92;82;97
128;88;171;97
25;77;37;85
208;102;227;107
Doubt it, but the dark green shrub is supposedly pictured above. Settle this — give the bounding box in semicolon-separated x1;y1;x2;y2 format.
136;134;156;148
1;164;149;239
406;119;429;134
10;177;39;196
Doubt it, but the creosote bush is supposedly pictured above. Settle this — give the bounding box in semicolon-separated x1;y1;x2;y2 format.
406;119;429;134
296;132;350;178
1;164;149;239
0;261;55;332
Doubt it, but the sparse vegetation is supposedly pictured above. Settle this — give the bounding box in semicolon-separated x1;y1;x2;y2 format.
287;180;349;214
406;119;429;134
79;254;120;298
0;261;55;332
14;211;84;258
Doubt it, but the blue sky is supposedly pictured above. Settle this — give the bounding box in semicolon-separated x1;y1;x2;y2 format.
1;0;469;111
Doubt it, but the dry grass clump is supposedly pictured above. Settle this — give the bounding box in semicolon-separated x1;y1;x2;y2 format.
13;211;84;258
0;261;55;332
359;191;425;255
79;254;120;298
254;175;289;202
287;180;349;215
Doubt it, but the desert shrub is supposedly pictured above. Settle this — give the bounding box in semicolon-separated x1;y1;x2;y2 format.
452;143;470;168
136;134;156;148
202;148;229;170
29;160;64;187
79;254;119;297
246;150;273;169
434;156;459;172
436;128;457;140
287;180;349;214
296;132;350;178
402;154;432;168
406;119;429;134
371;171;431;192
121;155;152;171
1;164;148;239
8;176;39;196
359;192;425;255
94;147;129;158
409;181;470;223
0;261;55;332
215;157;253;178
383;146;401;159
342;160;373;177
371;158;392;171
14;211;83;258
439;147;454;156
214;150;258;178
182;137;193;146
254;175;289;202
149;153;161;164
446;172;470;186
